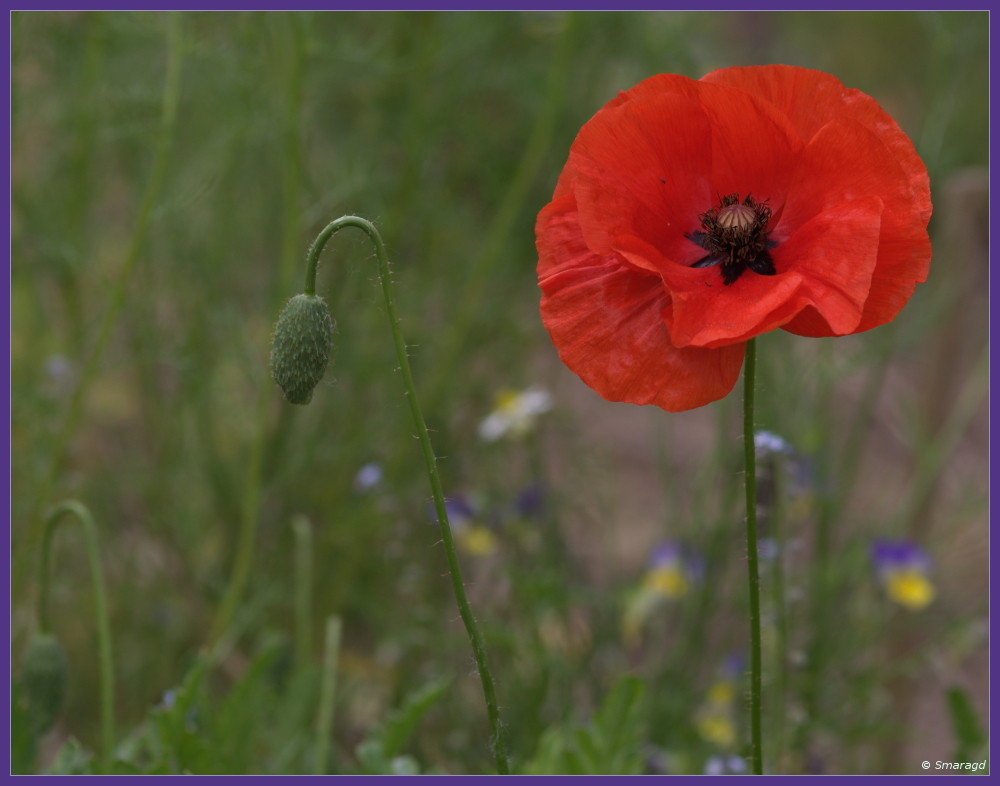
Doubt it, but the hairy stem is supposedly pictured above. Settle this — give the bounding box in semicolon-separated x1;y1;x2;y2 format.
743;338;763;774
300;215;509;774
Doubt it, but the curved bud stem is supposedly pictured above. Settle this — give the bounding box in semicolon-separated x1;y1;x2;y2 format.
40;500;116;773
297;215;510;774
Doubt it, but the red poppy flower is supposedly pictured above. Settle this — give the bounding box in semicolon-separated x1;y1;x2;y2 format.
536;65;932;412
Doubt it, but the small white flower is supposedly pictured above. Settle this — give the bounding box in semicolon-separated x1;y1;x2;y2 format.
478;386;553;441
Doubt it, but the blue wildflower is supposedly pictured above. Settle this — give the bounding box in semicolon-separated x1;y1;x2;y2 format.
353;462;383;493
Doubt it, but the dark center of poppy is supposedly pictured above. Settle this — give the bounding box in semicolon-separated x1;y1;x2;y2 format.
689;193;776;285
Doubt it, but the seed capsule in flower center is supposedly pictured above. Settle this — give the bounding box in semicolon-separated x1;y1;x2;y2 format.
716;202;756;232
690;193;776;285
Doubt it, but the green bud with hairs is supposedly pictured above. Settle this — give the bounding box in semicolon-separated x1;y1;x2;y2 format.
271;293;335;405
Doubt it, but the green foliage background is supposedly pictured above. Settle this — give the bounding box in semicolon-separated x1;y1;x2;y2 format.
11;10;989;775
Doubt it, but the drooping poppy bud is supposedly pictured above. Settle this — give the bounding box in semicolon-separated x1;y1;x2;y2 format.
270;293;335;405
20;633;69;736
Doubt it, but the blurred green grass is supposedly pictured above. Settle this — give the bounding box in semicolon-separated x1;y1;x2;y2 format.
11;10;988;775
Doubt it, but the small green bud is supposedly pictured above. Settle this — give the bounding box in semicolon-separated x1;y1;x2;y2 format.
270;293;335;405
20;633;69;736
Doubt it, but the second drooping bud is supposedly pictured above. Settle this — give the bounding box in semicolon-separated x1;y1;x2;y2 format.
20;632;69;737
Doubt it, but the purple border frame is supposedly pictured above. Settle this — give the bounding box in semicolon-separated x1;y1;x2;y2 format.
4;4;994;781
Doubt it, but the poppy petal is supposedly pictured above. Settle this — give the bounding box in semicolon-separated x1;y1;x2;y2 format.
663;270;808;349
777;117;930;335
779;118;913;239
661;196;881;348
568;90;714;265
773;197;883;336
612;72;804;203
703;65;931;223
537;193;593;279
850;233;931;334
566;78;802;276
537;198;744;411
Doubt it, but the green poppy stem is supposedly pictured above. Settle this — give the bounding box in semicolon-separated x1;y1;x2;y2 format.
292;515;315;673
300;216;510;775
743;337;763;774
40;500;115;773
314;615;342;774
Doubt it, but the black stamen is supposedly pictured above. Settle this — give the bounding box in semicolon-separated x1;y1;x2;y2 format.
691;194;775;285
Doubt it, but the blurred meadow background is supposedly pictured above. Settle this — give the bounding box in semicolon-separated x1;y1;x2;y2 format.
11;10;988;775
